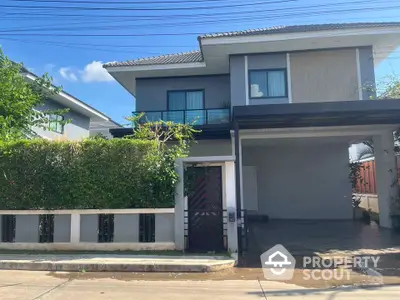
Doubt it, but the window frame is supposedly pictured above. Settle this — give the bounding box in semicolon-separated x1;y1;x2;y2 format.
166;89;205;111
48;114;65;134
248;68;288;100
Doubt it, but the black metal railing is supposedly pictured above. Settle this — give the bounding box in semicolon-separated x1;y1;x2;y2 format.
39;214;54;243
98;214;114;243
134;108;231;126
139;214;155;242
1;215;16;243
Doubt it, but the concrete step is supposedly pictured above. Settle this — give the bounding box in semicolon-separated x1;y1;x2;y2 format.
0;254;235;273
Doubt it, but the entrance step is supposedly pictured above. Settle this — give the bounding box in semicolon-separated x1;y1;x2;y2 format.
0;254;235;272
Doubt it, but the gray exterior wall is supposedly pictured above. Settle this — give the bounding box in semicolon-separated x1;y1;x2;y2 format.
15;215;39;243
135;75;230;112
114;214;139;242
189;140;232;157
54;215;71;243
230;47;376;106
242;141;353;219
80;214;98;242
34;98;90;140
290;48;359;102
155;213;174;242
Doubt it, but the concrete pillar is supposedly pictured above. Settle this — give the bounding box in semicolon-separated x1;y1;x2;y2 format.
174;159;185;250
225;161;238;253
374;131;397;228
70;213;81;243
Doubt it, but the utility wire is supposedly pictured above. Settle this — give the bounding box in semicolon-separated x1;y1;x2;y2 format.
0;0;393;20
0;0;296;11
10;0;263;4
2;5;400;36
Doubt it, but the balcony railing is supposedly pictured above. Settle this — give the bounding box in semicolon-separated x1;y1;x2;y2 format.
134;108;230;126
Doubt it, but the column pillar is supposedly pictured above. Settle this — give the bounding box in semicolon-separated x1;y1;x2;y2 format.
70;213;81;243
225;161;238;253
374;131;397;228
174;159;185;250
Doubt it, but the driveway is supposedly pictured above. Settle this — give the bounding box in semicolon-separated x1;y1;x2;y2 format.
0;270;399;299
243;219;400;267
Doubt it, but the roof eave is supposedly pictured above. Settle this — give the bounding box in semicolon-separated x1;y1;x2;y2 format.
200;26;400;46
24;72;111;121
105;61;206;72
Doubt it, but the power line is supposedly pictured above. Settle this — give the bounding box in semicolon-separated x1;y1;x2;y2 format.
0;0;296;11
2;4;400;35
1;0;398;34
0;37;167;54
0;0;388;19
0;37;195;48
11;0;256;4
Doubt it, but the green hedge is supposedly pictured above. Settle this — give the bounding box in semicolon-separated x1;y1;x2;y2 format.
0;139;178;209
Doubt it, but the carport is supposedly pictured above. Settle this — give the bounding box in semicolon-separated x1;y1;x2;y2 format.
232;100;400;263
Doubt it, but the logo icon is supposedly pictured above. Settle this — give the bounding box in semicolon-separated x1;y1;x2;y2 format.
260;244;295;280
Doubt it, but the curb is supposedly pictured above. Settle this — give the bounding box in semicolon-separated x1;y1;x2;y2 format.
0;260;236;273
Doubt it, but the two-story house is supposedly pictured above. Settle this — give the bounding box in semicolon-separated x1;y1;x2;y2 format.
104;23;400;257
23;68;120;140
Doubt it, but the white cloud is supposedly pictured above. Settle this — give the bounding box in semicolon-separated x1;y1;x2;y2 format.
59;67;78;82
58;61;113;83
80;61;114;83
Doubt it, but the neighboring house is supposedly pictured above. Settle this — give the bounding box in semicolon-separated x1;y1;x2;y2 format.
22;69;121;140
104;23;400;255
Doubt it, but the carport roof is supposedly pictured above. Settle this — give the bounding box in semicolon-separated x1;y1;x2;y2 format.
233;99;400;129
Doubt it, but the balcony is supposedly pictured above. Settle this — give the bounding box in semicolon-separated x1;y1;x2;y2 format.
134;108;231;126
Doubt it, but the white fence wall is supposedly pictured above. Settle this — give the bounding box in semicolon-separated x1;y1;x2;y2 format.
0;209;175;251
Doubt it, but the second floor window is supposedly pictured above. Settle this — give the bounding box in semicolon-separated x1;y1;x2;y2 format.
167;90;204;124
249;69;287;99
48;114;64;134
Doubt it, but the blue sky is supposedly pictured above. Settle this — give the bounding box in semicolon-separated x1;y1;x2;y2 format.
1;0;399;125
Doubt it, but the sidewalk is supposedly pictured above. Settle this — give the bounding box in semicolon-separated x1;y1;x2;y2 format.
0;254;235;272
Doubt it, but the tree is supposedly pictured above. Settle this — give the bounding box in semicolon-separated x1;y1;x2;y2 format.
359;75;400;157
0;48;66;141
127;113;200;206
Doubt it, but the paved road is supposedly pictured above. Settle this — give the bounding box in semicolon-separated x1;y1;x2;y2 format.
0;270;399;299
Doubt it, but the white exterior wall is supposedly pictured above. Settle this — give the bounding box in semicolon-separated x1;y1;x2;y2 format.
242;142;353;219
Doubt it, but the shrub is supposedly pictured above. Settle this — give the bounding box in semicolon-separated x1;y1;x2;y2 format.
0;139;177;209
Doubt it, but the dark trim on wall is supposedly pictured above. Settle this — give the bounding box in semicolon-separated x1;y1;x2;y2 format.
136;74;230;81
248;68;288;100
109;126;231;140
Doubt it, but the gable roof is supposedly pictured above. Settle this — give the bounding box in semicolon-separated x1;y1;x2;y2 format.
199;22;400;39
104;22;400;68
104;50;203;68
22;67;121;127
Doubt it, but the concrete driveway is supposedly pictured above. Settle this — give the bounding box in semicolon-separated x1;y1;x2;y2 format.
1;270;400;300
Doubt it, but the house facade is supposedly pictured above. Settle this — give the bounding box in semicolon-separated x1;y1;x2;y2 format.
105;23;400;257
23;70;120;140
